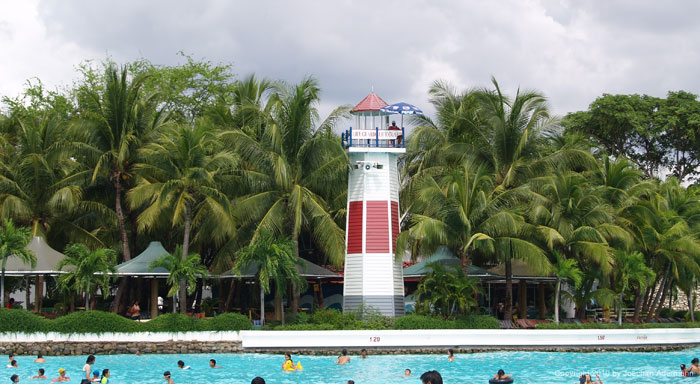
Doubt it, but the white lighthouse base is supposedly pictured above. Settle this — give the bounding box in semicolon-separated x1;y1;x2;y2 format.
343;252;405;317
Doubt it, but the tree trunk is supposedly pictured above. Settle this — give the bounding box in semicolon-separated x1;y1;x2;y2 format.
85;278;90;310
259;284;265;328
179;203;192;314
112;178;132;313
538;283;546;319
554;279;561;325
274;293;282;322
1;264;6;309
458;249;471;275
642;285;652;312
633;286;642;323
291;283;299;317
35;276;44;313
618;290;624;326
647;263;671;321
518;280;527;319
653;277;672;320
25;276;30;311
692;286;697;323
224;278;235;312
504;259;513;320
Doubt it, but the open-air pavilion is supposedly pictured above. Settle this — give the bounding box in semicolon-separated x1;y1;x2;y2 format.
487;259;557;319
4;236;70;313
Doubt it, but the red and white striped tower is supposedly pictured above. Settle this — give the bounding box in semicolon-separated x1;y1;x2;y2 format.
341;93;405;317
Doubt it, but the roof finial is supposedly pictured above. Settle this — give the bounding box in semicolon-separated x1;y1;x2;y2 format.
371;85;374;93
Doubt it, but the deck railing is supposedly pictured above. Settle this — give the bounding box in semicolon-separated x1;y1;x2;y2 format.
341;127;406;149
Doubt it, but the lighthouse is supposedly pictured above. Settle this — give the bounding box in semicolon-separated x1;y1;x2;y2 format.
341;93;405;317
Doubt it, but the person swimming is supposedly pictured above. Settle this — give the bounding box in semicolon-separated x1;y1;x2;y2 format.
163;371;174;384
209;359;222;368
51;368;70;383
32;368;47;379
91;370;101;383
360;349;368;359
177;360;190;370
447;349;455;362
687;358;700;376
404;369;412;377
336;349;351;365
282;353;302;371
34;354;46;363
493;369;511;380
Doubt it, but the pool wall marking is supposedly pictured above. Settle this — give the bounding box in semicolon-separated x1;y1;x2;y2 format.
1;329;699;349
240;328;700;348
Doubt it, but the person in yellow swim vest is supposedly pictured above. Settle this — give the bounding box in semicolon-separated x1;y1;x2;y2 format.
282;353;303;371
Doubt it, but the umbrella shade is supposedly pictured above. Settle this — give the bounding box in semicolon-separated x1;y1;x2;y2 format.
3;236;71;275
380;102;424;115
219;258;340;279
114;241;170;277
402;246;501;279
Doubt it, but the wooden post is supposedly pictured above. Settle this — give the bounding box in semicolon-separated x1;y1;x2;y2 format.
150;279;158;319
538;282;547;319
25;276;30;311
34;276;43;313
518;280;527;319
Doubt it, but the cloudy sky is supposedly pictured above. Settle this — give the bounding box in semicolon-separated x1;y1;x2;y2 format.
2;0;699;121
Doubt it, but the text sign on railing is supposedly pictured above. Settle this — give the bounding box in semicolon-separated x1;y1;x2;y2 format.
351;130;401;139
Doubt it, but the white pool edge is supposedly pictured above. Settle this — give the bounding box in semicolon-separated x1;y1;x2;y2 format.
1;328;696;348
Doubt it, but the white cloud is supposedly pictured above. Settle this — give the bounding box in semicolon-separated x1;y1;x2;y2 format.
1;0;699;123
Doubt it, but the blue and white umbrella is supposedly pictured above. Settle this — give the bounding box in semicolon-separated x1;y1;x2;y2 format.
380;102;423;127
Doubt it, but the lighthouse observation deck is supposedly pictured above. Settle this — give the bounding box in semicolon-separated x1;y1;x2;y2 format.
341;127;406;153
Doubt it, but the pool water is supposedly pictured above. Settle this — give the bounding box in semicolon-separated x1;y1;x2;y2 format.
3;349;696;384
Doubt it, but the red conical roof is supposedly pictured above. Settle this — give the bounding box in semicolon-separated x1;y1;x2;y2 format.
351;93;389;113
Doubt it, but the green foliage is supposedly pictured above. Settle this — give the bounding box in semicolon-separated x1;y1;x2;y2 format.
309;309;358;329
142;313;207;332
394;314;455;330
56;243;116;307
50;311;139;333
0;309;48;333
454;315;500;329
208;313;252;331
415;262;482;319
149;246;209;298
536;321;700;329
285;312;310;325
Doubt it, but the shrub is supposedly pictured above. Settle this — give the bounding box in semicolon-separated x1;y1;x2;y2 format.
394;315;455;330
535;321;700;329
143;313;206;332
50;311;139;334
0;309;48;333
286;312;310;325
273;323;335;330
659;308;673;318
455;315;500;329
673;310;688;319
310;309;359;329
208;313;251;331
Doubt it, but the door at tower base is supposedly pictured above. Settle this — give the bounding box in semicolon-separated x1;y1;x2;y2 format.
342;150;405;317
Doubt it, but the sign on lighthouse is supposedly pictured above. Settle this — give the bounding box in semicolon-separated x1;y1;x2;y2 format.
341;93;405;317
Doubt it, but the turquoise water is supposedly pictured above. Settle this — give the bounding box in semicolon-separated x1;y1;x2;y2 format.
3;349;696;383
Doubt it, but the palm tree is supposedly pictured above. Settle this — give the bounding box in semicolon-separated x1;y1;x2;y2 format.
613;250;655;326
56;243;116;310
0;110;108;245
550;250;583;324
398;160;550;320
75;64;167;312
0;219;35;307
415;262;481;319
232;231;305;326
129;121;235;313
220;77;347;314
150;245;208;313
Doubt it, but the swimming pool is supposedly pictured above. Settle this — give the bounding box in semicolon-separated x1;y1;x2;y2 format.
3;349;695;383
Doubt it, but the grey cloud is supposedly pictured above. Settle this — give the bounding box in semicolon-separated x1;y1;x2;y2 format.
22;0;700;122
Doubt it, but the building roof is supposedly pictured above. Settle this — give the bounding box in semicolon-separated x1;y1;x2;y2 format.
402;246;500;279
487;259;556;281
4;236;70;275
219;258;340;279
115;241;171;277
351;93;389;113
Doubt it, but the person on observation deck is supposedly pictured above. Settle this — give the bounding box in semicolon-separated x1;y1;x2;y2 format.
388;121;401;146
